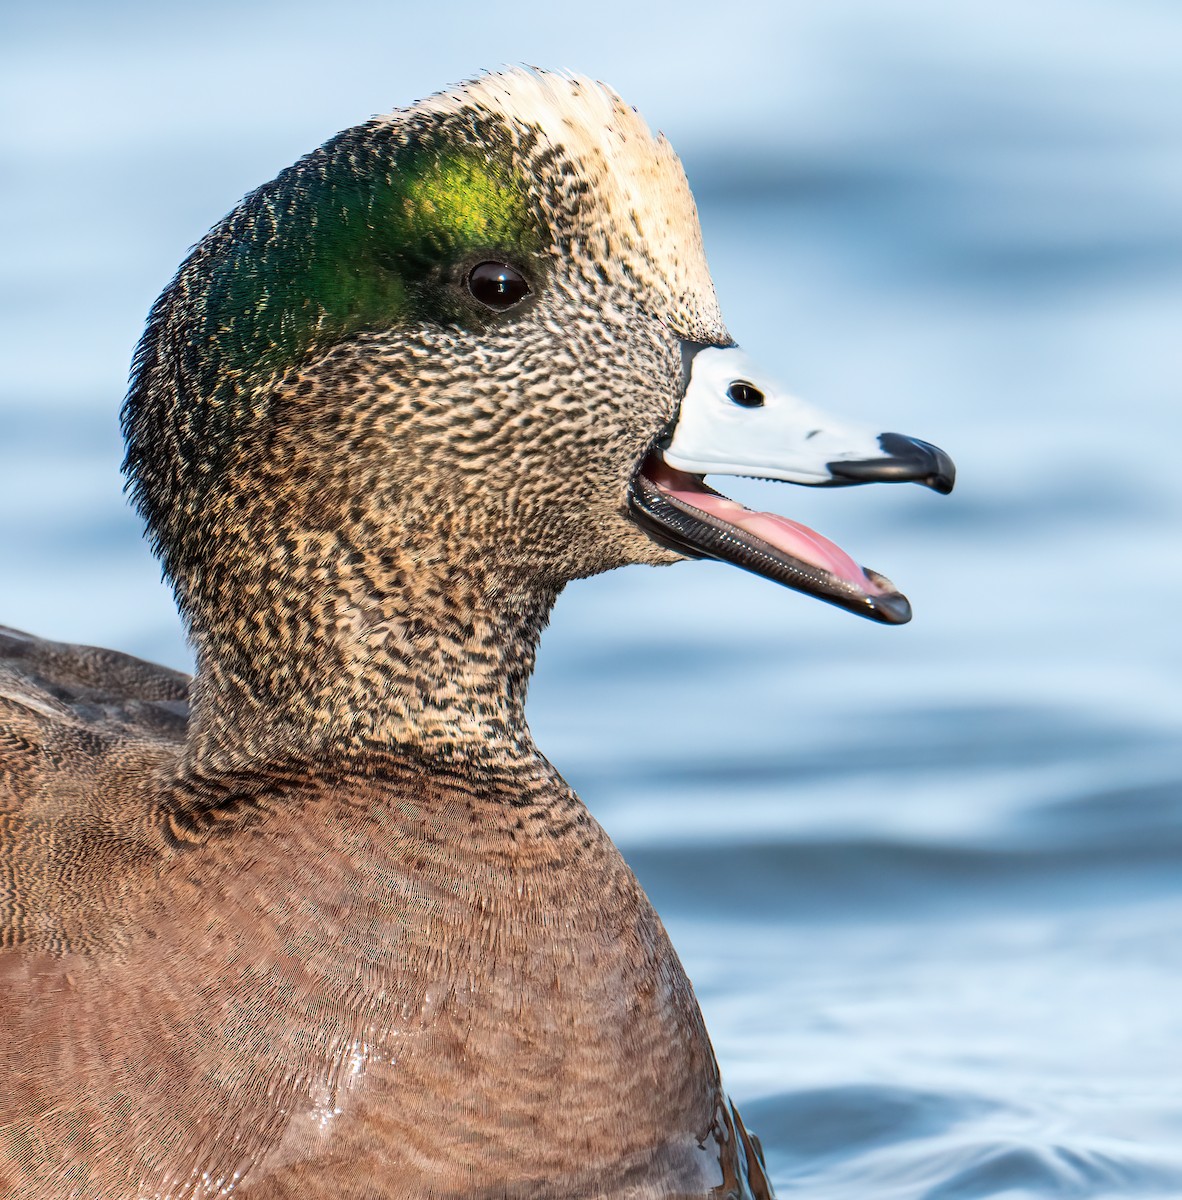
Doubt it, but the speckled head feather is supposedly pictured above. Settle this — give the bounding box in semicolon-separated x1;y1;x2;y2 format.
124;69;724;495
121;68;731;768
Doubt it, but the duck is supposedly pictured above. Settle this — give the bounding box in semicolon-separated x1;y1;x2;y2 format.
0;68;953;1200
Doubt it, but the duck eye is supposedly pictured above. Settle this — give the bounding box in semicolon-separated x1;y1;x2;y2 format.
726;381;764;408
467;261;530;310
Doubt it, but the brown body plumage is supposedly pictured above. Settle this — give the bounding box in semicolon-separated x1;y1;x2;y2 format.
1;71;777;1198
0;633;767;1199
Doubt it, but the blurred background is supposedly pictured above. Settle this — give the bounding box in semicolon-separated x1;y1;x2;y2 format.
2;1;1181;1195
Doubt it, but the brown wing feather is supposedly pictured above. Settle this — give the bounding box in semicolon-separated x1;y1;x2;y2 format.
0;623;189;739
0;625;189;955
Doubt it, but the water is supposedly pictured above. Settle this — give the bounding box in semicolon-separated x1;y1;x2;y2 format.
2;3;1181;1195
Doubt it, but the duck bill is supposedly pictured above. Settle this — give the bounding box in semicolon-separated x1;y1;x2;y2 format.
628;345;955;625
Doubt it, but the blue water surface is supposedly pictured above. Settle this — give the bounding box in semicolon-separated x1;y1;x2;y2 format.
2;3;1181;1195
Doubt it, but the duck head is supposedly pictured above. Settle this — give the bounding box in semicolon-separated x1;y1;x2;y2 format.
122;69;953;765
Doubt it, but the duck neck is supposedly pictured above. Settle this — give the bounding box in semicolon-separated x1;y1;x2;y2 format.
182;549;558;777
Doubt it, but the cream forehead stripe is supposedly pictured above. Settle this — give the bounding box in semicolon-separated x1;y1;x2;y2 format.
411;68;728;341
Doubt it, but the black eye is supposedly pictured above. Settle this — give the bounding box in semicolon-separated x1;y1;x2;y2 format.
726;380;764;408
467;261;530;310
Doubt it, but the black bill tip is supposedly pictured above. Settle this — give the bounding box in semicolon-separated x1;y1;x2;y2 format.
827;432;956;495
863;570;912;625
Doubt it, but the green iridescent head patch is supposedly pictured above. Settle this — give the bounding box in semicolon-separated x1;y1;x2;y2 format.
194;125;542;394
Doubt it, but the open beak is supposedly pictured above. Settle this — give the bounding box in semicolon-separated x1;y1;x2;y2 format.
628;344;955;624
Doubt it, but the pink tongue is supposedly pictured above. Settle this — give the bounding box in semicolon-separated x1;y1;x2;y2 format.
655;467;885;595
